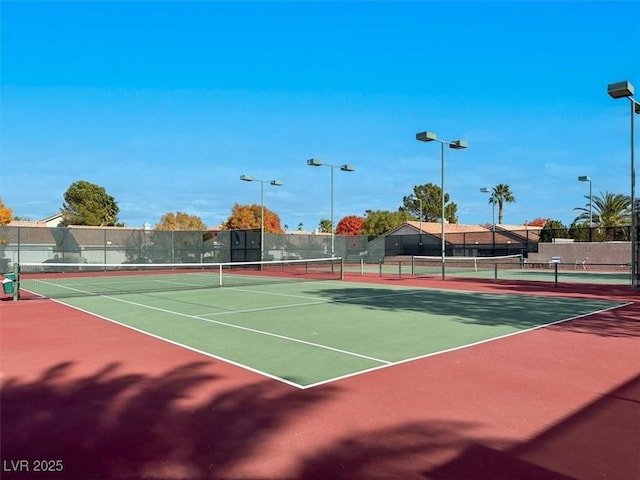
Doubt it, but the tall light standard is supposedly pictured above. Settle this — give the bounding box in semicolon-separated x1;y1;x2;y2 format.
480;187;495;230
408;194;423;232
480;187;496;255
608;80;640;289
409;194;424;254
307;159;355;257
416;131;468;280
578;176;593;227
240;175;284;261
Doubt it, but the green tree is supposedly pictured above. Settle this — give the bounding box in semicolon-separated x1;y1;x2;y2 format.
401;183;458;224
155;212;207;231
568;222;593;242
488;183;516;225
61;180;119;226
318;219;332;233
540;219;569;242
361;210;406;236
573;191;630;227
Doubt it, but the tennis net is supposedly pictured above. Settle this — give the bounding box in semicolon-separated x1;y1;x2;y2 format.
18;257;343;299
411;254;524;275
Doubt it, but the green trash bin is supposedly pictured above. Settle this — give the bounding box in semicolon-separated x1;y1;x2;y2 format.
2;273;16;294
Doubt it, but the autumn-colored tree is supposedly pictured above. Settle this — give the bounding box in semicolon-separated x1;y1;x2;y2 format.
222;203;284;233
335;215;364;235
525;218;547;227
155;212;208;231
0;197;12;225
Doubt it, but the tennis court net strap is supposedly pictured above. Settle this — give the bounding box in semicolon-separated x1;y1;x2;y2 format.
18;257;344;299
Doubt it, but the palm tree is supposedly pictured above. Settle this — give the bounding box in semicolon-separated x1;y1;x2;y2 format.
573;191;630;227
488;184;515;225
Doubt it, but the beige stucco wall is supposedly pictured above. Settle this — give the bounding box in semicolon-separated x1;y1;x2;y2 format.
527;242;630;265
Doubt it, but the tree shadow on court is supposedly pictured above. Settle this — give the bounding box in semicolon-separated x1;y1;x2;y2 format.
421;374;640;480
306;286;623;332
546;300;640;338
291;375;640;480
293;420;487;480
1;360;335;479
2;361;638;479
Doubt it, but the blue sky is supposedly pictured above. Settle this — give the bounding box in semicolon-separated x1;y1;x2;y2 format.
1;1;639;230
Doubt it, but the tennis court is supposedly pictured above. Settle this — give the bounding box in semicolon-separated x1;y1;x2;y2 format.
349;254;633;286
4;257;639;480
17;259;628;388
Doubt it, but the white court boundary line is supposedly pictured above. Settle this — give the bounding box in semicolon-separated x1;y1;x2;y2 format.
27;281;632;390
303;301;633;388
107;294;392;366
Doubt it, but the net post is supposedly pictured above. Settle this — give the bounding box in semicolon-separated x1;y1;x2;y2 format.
411;255;415;275
554;262;558;287
398;261;402;278
219;264;223;287
12;262;20;301
340;258;345;280
360;258;364;276
494;262;498;282
379;258;383;277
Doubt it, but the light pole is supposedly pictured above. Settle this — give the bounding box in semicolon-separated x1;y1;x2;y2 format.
480;187;496;255
480;187;495;230
307;159;355;257
578;176;593;227
408;194;423;232
240;175;283;261
409;194;424;254
608;80;640;289
416;131;468;280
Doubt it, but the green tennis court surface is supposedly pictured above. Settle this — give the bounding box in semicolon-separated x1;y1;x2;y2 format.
26;278;625;388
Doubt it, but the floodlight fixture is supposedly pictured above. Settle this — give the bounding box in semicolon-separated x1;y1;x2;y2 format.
416;131;438;142
340;165;355;172
240;174;253;182
307;158;324;167
608;81;634;99
449;140;469;150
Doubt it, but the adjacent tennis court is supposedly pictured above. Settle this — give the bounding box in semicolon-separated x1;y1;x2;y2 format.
349;254;633;285
17;259;628;388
